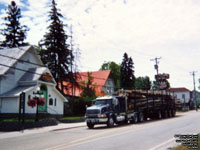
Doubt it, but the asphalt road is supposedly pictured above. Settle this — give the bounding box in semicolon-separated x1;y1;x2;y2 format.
0;111;200;150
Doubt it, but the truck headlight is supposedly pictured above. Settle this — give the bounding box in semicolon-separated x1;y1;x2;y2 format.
101;114;107;118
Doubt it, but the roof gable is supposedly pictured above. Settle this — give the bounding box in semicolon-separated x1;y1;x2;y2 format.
167;87;191;93
0;46;42;75
62;70;111;97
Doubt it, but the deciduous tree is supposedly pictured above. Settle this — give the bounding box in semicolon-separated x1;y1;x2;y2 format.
100;61;120;89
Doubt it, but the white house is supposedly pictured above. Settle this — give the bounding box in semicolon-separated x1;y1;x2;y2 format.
0;46;67;115
167;87;191;109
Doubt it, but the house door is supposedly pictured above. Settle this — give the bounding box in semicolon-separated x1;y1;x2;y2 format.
38;85;48;112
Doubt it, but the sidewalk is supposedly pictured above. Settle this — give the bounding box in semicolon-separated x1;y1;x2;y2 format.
0;122;86;140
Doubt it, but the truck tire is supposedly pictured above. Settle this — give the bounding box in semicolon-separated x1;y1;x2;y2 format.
164;110;168;118
138;113;144;122
87;123;94;129
168;110;172;118
107;117;114;128
156;111;162;119
130;114;138;123
161;110;168;118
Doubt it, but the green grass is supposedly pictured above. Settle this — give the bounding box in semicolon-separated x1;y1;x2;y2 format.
60;116;84;120
171;134;200;150
0;118;44;122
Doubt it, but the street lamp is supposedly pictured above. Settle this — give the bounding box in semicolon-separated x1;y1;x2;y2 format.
33;86;43;122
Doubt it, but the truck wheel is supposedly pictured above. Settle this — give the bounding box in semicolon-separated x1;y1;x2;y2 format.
131;114;138;123
107;117;114;128
168;110;172;118
161;110;168;118
158;111;162;119
138;113;144;122
87;123;94;129
164;110;168;118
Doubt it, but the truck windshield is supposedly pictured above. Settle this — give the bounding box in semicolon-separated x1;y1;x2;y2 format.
95;99;112;106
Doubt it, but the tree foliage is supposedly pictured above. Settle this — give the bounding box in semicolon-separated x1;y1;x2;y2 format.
120;53;135;89
152;80;170;90
39;0;77;91
100;61;120;89
80;72;96;101
135;76;151;90
0;1;29;48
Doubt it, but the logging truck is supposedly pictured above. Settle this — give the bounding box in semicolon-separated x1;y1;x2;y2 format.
85;90;176;129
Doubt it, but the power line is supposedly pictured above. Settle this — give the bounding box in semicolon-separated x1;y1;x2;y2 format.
0;53;45;67
0;63;138;91
0;52;108;81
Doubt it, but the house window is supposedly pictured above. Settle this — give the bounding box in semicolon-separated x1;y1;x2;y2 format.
54;98;57;106
182;94;185;99
49;98;53;105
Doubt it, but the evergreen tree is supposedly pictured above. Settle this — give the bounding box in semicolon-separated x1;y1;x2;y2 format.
0;1;29;48
120;53;135;89
39;0;77;91
80;72;96;99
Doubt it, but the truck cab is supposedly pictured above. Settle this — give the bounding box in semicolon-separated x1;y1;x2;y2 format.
85;96;128;129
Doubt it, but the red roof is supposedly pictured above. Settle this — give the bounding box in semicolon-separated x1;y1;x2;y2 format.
61;70;111;97
167;87;191;93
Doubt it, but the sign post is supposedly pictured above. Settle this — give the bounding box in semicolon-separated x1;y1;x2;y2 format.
19;92;25;130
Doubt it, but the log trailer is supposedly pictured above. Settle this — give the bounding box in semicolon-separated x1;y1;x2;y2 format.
85;90;176;129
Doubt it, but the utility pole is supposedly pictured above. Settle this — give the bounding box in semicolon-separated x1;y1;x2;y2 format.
69;25;74;98
190;71;198;111
150;57;161;75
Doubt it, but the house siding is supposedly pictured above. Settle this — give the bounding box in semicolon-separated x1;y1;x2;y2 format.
0;46;66;115
172;92;190;103
0;98;19;113
102;78;115;95
0;49;42;95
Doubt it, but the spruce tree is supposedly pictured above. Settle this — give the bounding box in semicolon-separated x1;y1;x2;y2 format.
120;53;135;89
39;0;77;91
0;1;29;48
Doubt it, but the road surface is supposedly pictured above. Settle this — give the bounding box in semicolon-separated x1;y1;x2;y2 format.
0;111;200;150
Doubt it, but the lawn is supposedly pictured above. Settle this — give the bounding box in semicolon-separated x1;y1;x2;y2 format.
60;116;84;120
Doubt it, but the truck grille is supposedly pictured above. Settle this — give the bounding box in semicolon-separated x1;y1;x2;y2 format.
86;109;100;114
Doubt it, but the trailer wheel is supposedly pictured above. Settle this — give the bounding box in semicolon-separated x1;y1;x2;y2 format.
138;113;144;122
87;123;94;129
161;110;168;118
168;110;172;118
171;109;176;117
107;117;114;128
157;111;162;119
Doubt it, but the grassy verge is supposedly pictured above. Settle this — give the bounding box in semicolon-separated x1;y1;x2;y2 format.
0;118;48;122
60;116;84;120
171;134;200;150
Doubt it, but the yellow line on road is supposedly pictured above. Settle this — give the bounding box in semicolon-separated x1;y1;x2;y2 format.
45;128;136;150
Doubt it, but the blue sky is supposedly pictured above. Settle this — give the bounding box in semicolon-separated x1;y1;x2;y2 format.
0;0;200;90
